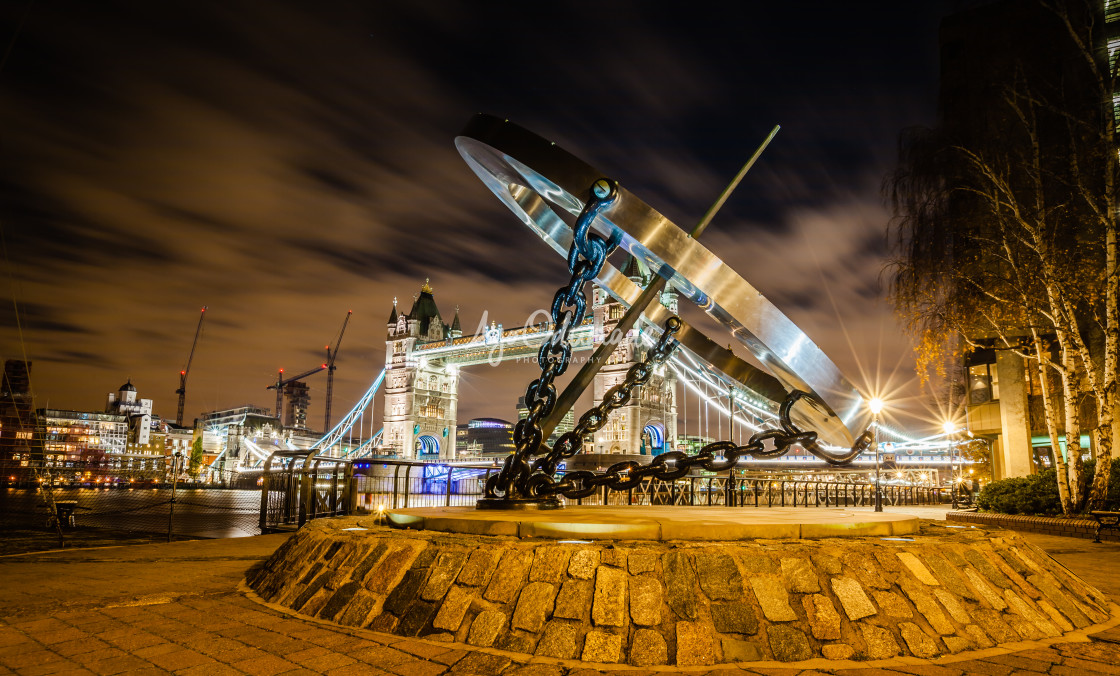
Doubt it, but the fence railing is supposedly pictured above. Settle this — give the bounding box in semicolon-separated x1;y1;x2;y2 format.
346;460;951;511
259;450;354;533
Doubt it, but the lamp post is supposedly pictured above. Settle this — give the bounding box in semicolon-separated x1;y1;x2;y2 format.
943;421;958;509
870;398;883;512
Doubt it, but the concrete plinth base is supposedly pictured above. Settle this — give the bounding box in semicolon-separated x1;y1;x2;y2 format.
249;514;1119;667
386;505;918;540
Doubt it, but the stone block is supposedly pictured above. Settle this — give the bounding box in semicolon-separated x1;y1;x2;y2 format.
932;589;970;624
842;550;891;590
921;552;974;599
662;550;698;620
767;625;811;662
484;549;532;604
629;628;667;666
364;541;424;594
511;581;556;633
1028;574;1090;627
970;608;1018;643
739;553;778;574
943;635;972;653
694;552;743;600
535;620;580;659
368;611;398;633
568;549;599;579
964;567;1007;610
899;580;954;634
628;575;661;626
897;552;939;586
554;579;593;620
1037;599;1073;632
337;589;378;626
830;576;876;620
1003;588;1060;636
432;586;474;631
964;548;1011;588
750;575;797;621
530;546;571;584
627;552;657;575
600;546;626;568
821;643;853;660
383;568;426;616
675;621;715;666
581;630;621;663
592;566;627;627
872;590;912;618
802;594;840;640
1007;615;1044;640
467;609;506;647
964;624;994;648
812;552;842;575
318;581;361;621
860;624;900;659
397;600;439;636
711;599;759;635
457;546;501;587
721;638;762;661
780;557;820;593
421;550;467;601
899;622;939;657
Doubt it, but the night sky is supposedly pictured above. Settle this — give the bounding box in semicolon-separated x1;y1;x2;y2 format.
1;1;958;435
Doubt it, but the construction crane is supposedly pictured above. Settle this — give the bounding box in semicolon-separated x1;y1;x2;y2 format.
175;306;207;426
323;310;352;431
266;364;327;422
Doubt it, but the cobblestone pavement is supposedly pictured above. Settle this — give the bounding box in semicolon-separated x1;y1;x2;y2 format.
1;521;1119;675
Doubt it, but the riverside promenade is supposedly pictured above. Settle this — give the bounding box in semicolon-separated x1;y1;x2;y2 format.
1;509;1119;675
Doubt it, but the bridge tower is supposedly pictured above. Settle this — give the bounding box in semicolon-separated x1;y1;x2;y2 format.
383;280;461;460
591;256;678;456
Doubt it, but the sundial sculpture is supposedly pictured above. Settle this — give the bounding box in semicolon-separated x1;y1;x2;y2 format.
456;114;873;509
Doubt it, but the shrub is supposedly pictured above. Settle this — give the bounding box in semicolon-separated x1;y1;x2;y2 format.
976;458;1120;515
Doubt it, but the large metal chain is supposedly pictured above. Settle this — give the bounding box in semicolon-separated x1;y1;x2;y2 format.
483;178;622;501
530;388;873;501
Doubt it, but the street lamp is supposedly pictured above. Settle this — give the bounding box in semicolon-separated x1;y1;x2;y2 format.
943;420;958;509
869;398;883;512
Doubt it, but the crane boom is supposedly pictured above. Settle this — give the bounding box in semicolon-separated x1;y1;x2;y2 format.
175;307;207;426
324;310;352;430
266;364;327;420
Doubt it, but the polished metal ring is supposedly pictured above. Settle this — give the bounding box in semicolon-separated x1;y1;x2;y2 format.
456;114;868;446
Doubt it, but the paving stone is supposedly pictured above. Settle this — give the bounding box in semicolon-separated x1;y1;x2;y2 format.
593;566;627;627
568;550;600;579
629;628;668;667
663;550;699;620
802;594;840;640
628;575;661;626
779;557;820;593
897;552;940;586
530;546;571;584
900;579;954;634
964;567;1008;611
842;550;892;590
511;581;556;633
421;550;468;601
1037;599;1074;632
921;552;976;600
711;600;759;635
432;585;474;631
495;631;537;655
384;569;427;616
396;600;439;636
600;546;626;568
457;546;501;587
861;624;900;659
447;652;513;674
1029;574;1090;628
319;581;361;621
964;548;1011;589
964;624;995;648
721;637;764;661
942;635;972;653
767;625;811;662
821;643;854;660
750;576;797;622
739;553;779;575
1006;615;1045;641
506;665;565;676
898;622;939;657
694;552;744;600
932;589;970;624
365;542;426;594
581;630;622;663
812;552;842;575
466;610;506;647
535;620;580;659
831;576;876;620
675;621;716;666
1003;589;1059;636
872;590;913;618
484;550;532;604
970;608;1019;643
628;552;658;575
554;579;593;620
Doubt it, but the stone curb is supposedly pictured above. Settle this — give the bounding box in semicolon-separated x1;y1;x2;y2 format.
240;578;1120;672
947;511;1120;542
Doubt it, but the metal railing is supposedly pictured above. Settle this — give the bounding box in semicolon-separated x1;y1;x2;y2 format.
259;450;354;532
343;460;950;511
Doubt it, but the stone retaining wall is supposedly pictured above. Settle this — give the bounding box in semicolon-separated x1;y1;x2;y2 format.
248;517;1116;667
947;511;1120;542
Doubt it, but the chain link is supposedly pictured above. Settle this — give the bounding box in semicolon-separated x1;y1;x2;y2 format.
483;179;622;501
